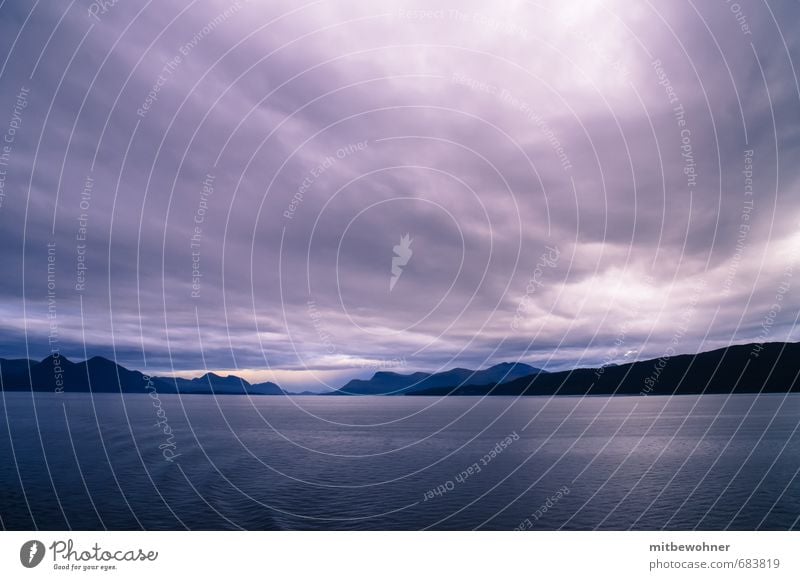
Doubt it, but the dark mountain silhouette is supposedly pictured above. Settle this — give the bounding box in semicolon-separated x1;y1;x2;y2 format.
330;362;545;395
0;358;34;376
411;342;800;396
0;356;285;395
0;355;172;393
3;342;798;397
250;381;287;395
159;372;284;395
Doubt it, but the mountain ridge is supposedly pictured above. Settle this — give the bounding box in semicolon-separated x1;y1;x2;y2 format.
0;356;285;395
330;362;545;395
2;341;798;396
410;342;800;397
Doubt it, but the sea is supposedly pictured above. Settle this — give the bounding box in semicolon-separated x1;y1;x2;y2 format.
0;392;797;530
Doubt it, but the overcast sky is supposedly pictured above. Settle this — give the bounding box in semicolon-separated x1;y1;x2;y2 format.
0;0;798;391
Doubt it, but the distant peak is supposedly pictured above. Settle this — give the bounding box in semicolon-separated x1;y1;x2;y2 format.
372;371;402;378
198;372;251;386
87;355;117;365
492;361;532;368
41;353;72;365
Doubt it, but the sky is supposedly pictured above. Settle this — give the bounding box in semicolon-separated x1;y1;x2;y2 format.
0;0;798;392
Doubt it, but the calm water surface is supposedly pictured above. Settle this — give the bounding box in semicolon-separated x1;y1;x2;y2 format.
0;393;797;530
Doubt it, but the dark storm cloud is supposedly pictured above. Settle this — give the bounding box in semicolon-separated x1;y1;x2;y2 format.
0;0;798;391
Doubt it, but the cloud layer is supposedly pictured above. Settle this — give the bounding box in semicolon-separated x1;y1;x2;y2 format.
1;0;798;391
